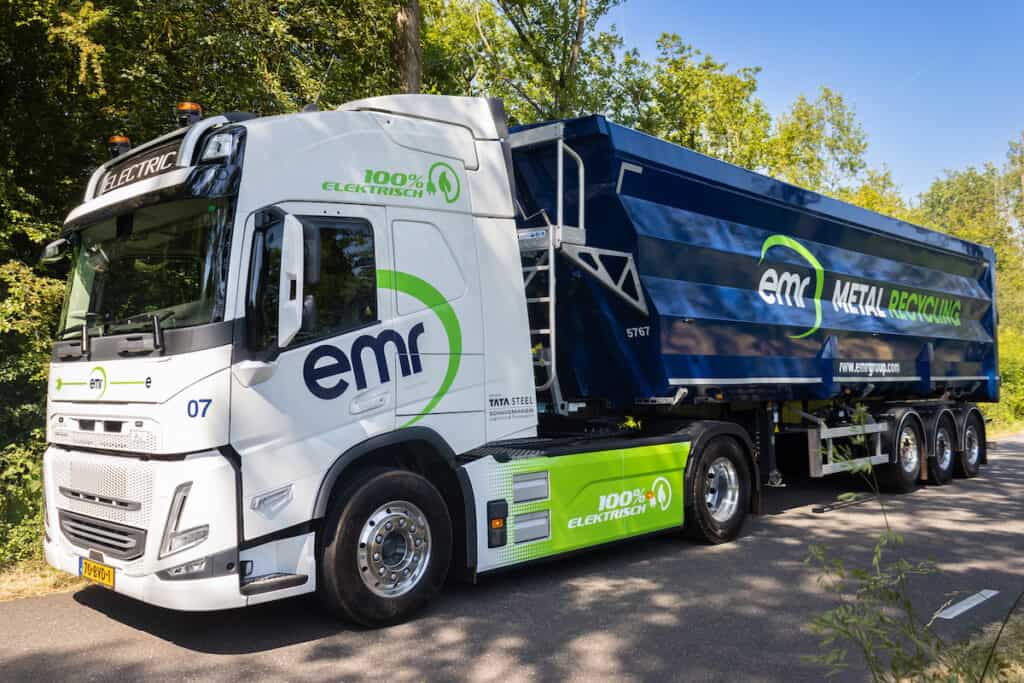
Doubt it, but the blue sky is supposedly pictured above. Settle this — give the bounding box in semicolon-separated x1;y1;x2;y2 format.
603;0;1023;200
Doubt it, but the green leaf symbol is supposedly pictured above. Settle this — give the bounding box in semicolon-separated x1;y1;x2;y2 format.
438;171;451;197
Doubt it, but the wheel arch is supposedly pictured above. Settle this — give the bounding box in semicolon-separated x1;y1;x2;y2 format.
959;405;987;464
883;407;926;466
312;427;476;578
924;407;958;457
684;421;760;514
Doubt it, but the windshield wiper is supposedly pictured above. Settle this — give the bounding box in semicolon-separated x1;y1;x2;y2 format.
102;312;168;350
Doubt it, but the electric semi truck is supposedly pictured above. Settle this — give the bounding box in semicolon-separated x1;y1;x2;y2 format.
41;95;996;626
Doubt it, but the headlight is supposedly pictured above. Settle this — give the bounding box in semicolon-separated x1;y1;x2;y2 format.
159;482;209;558
200;131;236;162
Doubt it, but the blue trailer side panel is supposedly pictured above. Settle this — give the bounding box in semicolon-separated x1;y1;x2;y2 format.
511;116;998;406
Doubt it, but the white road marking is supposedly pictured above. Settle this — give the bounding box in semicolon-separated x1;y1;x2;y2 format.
936;590;999;620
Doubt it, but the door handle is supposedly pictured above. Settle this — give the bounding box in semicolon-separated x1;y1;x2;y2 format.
350;391;389;415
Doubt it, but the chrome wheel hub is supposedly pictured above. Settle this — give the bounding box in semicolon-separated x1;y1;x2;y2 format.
935;428;952;471
965;426;980;466
705;457;740;523
357;500;431;598
899;426;920;474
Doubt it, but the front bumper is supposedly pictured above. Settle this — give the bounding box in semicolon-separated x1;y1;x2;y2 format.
44;535;245;611
42;445;246;611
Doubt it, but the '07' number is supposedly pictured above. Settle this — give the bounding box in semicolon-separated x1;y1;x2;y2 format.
187;399;212;418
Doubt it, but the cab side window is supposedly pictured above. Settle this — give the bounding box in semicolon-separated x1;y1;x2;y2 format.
294;216;377;345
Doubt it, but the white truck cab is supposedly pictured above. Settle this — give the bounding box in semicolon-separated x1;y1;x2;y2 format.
43;96;546;621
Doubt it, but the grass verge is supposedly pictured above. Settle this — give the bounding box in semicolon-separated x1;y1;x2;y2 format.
0;557;85;603
911;606;1024;682
989;421;1024;439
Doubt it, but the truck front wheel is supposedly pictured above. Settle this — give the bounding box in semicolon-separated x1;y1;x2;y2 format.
683;436;751;544
319;469;452;627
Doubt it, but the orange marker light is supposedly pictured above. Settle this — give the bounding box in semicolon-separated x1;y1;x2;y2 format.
490;518;505;529
107;135;131;159
175;101;204;128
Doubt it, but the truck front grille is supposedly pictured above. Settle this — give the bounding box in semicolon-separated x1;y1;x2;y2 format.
58;510;147;560
50;449;154;526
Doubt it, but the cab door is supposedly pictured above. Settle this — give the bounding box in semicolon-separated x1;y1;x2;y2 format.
230;202;394;541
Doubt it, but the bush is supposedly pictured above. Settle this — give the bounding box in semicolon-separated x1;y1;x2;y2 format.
982;327;1024;433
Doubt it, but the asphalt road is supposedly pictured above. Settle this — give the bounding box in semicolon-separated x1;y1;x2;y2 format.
3;438;1023;682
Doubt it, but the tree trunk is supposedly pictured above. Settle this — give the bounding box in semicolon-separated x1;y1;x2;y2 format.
395;0;421;94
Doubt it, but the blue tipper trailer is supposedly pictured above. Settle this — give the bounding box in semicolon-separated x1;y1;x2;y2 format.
506;113;995;496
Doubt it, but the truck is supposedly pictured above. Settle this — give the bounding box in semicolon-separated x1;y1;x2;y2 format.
40;95;996;626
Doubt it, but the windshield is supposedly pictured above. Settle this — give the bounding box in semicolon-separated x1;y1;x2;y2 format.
58;198;235;338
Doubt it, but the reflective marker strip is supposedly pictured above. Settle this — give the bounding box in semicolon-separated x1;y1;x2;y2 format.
936;590;999;620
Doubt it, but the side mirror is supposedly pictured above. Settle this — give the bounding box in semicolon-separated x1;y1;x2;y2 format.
40;238;69;264
278;215;304;348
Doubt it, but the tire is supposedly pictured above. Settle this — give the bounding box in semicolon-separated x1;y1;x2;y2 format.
955;413;984;479
683;436;751;544
318;468;452;627
929;417;956;485
879;415;923;493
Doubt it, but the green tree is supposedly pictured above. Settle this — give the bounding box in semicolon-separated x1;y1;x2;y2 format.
833;167;912;221
645;34;772;169
426;0;624;124
767;86;868;193
917;163;1024;332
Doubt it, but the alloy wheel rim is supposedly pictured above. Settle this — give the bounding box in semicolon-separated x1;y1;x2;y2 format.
965;426;980;466
899;425;920;474
357;500;432;598
705;457;740;523
935;427;952;471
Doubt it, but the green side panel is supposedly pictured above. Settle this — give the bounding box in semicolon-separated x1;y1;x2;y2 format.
485;440;690;568
621;441;688;537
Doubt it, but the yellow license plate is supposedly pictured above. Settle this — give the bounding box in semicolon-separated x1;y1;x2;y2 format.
80;557;115;589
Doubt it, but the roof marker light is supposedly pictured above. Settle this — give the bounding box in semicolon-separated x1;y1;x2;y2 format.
175;101;203;128
107;135;131;159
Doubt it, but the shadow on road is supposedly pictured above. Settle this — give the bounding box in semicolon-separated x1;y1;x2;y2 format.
73;588;351;654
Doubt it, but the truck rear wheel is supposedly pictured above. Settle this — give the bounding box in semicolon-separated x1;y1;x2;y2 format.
879;415;923;493
956;414;984;478
929;417;956;485
319;468;452;627
683;436;750;544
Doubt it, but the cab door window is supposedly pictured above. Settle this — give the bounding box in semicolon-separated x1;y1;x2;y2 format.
294;216;377;345
246;213;377;353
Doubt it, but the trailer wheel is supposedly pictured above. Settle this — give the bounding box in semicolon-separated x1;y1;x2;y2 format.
929;417;955;485
879;415;923;493
319;468;452;627
683;437;750;544
956;413;984;478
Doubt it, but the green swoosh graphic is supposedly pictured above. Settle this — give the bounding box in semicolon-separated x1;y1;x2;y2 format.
377;269;462;427
759;235;824;339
